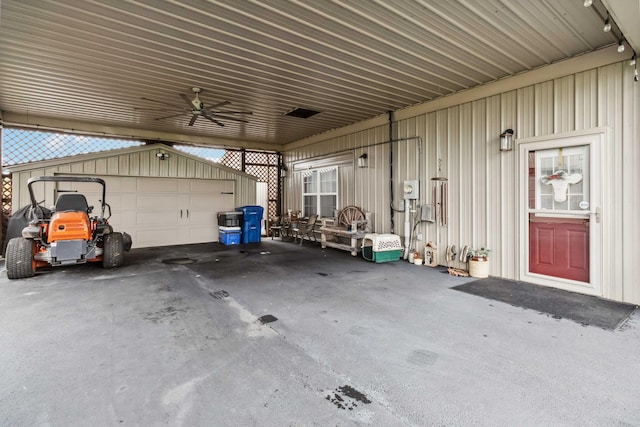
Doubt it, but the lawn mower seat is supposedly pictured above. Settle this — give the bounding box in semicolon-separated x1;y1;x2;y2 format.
55;193;90;213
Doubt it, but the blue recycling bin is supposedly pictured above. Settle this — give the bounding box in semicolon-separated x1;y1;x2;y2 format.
235;205;264;243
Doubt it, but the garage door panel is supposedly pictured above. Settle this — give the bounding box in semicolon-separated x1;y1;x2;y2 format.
121;177;136;190
137;211;179;226
137;194;179;210
178;179;191;193
186;225;217;243
189;196;220;211
102;177;123;192
57;182;96;193
121;193;137;207
137;178;179;193
111;211;136;228
97;194;123;211
136;228;181;248
217;195;235;212
188;211;216;226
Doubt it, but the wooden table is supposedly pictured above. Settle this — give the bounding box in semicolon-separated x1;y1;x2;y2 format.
319;226;367;256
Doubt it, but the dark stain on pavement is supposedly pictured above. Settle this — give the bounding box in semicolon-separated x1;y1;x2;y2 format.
326;385;371;410
144;306;185;323
259;314;278;324
162;257;197;265
210;290;229;299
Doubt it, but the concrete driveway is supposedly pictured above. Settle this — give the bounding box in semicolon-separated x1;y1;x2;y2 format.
1;241;639;426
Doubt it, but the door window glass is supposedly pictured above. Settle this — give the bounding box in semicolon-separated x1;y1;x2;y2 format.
530;146;589;212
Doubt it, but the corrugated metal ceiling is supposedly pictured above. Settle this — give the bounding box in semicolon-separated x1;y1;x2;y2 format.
0;0;628;148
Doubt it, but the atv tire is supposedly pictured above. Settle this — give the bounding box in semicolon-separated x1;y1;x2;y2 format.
103;232;124;268
6;237;36;279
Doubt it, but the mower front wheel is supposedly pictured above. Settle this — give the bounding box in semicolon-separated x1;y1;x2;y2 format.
103;232;124;268
6;237;37;279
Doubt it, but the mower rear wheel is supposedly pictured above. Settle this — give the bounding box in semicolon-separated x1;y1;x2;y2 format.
6;237;36;279
103;232;124;268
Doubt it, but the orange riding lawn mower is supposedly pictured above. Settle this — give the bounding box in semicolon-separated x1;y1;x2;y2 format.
5;176;132;279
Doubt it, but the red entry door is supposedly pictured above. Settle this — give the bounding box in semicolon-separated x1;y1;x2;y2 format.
529;216;589;282
527;145;591;284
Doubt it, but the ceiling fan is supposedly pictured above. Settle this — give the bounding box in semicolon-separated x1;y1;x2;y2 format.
136;87;252;127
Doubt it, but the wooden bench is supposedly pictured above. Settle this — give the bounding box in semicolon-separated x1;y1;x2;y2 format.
319;225;367;256
318;206;371;256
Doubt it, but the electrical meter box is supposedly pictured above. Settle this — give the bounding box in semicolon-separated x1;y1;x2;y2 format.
403;180;419;199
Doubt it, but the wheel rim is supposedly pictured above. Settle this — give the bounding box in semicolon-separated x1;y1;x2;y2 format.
338;206;365;228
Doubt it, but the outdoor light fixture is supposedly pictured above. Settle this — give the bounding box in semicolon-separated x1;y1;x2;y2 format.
603;16;611;32
500;129;514;152
634;67;639;83
618;40;625;53
630;54;637;66
358;153;368;168
583;0;593;6
156;152;170;160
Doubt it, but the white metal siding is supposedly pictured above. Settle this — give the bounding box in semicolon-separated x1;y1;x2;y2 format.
284;61;640;305
622;64;640;304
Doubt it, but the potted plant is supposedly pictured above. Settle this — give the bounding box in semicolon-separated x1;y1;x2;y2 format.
468;247;490;278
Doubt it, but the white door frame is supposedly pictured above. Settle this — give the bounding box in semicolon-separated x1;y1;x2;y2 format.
517;128;606;296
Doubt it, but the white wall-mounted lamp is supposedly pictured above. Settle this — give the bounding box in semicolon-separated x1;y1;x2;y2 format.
358;153;368;168
156;152;170;160
500;129;514;151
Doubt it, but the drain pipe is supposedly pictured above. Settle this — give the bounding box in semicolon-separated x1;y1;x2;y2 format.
403;199;411;259
388;111;394;234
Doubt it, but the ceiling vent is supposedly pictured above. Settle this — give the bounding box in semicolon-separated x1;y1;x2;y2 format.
284;107;321;118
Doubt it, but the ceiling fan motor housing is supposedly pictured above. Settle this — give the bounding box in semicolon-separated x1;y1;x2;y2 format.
191;90;204;110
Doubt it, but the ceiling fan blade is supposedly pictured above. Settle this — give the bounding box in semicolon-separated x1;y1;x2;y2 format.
205;101;231;110
209;114;249;123
141;97;183;109
179;93;194;108
213;110;253;115
188;113;199;126
201;111;224;127
154;113;187;121
134;107;183;112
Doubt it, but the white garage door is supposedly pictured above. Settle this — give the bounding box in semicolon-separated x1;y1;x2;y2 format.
57;176;235;248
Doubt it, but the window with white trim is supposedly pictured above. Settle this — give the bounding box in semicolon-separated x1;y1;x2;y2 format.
302;167;337;217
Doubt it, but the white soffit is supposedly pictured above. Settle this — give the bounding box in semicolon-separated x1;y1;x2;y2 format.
0;0;628;149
